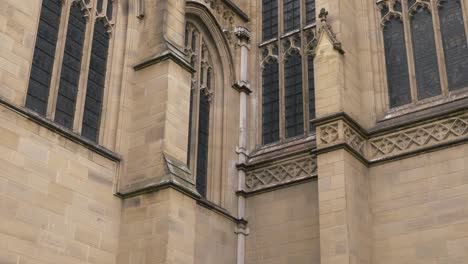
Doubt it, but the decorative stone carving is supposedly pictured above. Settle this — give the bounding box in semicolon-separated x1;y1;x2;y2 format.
377;0;404;26
316;112;468;163
369;114;468;159
316;8;344;54
245;155;317;191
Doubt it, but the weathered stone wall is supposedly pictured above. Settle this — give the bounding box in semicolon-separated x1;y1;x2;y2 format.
245;181;320;264
0;105;121;264
0;0;39;105
370;144;468;264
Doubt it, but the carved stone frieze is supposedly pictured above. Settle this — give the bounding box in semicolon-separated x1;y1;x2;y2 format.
315;112;468;163
369;114;468;159
245;155;317;192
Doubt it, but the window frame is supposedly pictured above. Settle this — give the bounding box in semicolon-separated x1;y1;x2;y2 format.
258;0;317;147
25;0;116;144
377;0;468;115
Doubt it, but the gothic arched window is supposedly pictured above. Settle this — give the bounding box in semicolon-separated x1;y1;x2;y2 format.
262;0;278;41
55;2;87;128
262;60;280;144
25;0;115;143
185;23;214;198
284;51;304;138
439;0;468;91
26;0;62;115
81;18;110;142
259;0;316;145
378;0;468;109
409;5;441;99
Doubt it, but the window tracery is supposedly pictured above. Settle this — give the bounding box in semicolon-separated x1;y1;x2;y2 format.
259;0;317;145
378;0;468;109
26;0;115;143
185;22;214;198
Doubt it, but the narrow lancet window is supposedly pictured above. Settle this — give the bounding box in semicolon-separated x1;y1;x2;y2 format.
262;61;280;144
26;0;62;115
381;6;411;108
308;56;316;132
196;87;210;197
305;0;316;25
284;52;304;138
410;6;441;99
82;20;110;142
284;0;300;32
439;0;468;91
55;3;86;128
262;0;278;41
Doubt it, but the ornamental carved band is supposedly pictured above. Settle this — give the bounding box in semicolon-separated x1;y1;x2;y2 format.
316;113;468;162
245;155;317;192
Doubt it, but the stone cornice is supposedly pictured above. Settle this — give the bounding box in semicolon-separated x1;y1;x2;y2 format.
0;97;121;162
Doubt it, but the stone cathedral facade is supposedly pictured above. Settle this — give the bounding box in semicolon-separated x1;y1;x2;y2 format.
1;0;468;263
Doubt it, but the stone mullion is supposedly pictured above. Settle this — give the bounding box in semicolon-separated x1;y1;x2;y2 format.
300;0;310;135
430;0;449;96
46;0;71;120
278;0;286;141
74;2;98;134
402;0;418;103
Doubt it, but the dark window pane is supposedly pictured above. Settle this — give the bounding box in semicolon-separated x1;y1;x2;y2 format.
308;56;315;132
97;0;104;13
306;0;316;25
283;0;300;32
55;3;86;129
284;53;304;138
106;0;113;19
262;61;280;144
187;88;194;166
439;0;468;91
82;21;109;142
382;16;411;108
26;0;62;115
410;7;441;100
262;0;278;41
196;91;210;198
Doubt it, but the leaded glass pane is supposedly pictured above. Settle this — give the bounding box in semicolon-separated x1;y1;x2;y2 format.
97;0;104;13
82;21;109;142
284;53;304;138
382;17;411;108
410;7;441;100
284;0;300;33
106;0;113;20
439;0;468;91
308;56;316;133
54;3;86;129
262;0;278;40
196;91;210;198
262;62;280;144
26;0;62;115
306;0;316;25
187;88;194;166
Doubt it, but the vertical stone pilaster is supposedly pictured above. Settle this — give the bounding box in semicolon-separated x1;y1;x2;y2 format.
313;6;372;264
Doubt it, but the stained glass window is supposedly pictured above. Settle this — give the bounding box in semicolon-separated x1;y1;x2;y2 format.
284;0;300;32
26;0;62;115
262;61;280;144
284;53;303;138
82;21;109;142
262;0;278;40
308;56;316;132
305;0;316;25
382;16;411;108
439;0;468;91
410;7;441;99
55;3;86;128
196;89;210;197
